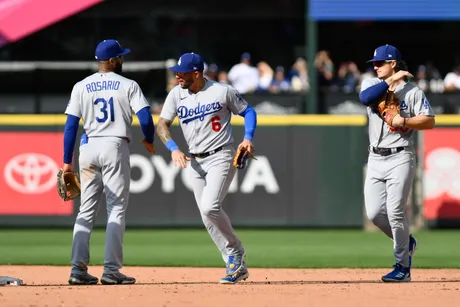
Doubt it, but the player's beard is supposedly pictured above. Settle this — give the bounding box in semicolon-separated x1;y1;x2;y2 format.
114;62;123;74
180;80;193;89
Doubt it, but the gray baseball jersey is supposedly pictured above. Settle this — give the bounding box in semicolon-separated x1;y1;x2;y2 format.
66;71;149;277
65;71;150;142
361;78;435;269
160;79;248;269
160;80;248;154
361;78;435;148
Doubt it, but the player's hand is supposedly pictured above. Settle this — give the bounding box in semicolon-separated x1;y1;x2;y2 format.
238;139;254;156
391;114;405;128
390;70;414;83
141;140;155;154
172;150;191;168
63;163;74;173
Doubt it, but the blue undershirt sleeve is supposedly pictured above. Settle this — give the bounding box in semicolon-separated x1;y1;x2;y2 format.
359;81;389;106
238;105;257;141
63;114;80;164
136;106;155;143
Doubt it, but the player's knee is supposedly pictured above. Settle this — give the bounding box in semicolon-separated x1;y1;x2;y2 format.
387;208;405;222
200;202;221;216
77;208;96;221
365;207;381;223
75;214;96;228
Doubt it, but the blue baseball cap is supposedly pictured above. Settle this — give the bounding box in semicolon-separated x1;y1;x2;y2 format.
95;39;131;61
241;52;251;60
169;53;204;73
366;44;402;63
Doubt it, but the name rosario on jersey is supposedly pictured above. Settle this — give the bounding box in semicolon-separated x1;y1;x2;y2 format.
178;102;223;124
85;80;121;93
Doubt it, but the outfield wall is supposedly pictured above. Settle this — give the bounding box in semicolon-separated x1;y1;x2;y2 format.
0;114;459;228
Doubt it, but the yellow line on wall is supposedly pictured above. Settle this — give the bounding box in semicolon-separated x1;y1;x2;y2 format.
0;115;69;125
432;115;460;125
230;115;368;125
0;114;368;126
0;114;458;126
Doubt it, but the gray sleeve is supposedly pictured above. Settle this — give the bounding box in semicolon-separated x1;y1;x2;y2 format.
159;87;178;121
226;86;248;115
412;89;435;117
64;83;82;118
129;81;150;114
360;78;382;92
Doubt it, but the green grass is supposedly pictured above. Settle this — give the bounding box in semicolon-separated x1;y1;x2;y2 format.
0;229;459;268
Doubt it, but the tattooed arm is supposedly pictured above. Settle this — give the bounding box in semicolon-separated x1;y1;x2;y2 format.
157;117;191;168
158;89;190;167
157;117;174;145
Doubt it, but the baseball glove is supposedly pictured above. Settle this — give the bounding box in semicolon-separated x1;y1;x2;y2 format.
141;140;155;154
377;90;400;127
233;146;257;169
56;169;81;201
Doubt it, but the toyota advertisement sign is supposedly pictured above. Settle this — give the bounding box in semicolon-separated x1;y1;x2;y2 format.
3;121;460;228
0;128;288;227
0;123;367;228
0;132;73;215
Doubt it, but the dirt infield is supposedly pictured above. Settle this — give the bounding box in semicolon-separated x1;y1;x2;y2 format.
1;266;460;307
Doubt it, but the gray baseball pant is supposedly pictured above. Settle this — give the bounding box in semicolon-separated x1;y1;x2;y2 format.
71;137;131;275
364;148;416;267
189;146;244;263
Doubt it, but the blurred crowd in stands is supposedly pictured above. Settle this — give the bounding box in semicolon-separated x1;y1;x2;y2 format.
167;50;460;96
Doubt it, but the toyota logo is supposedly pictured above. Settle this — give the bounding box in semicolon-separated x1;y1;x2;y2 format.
4;153;59;194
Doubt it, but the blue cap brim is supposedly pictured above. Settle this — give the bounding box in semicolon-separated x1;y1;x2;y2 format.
119;48;130;57
366;57;385;63
95;48;131;61
169;65;194;73
366;56;400;63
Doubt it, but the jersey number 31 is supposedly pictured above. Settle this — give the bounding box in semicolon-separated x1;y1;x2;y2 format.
94;97;115;123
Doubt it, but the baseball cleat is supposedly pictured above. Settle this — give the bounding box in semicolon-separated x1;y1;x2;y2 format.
68;273;99;285
219;267;249;284
381;263;411;282
409;234;417;269
101;272;136;285
226;252;246;276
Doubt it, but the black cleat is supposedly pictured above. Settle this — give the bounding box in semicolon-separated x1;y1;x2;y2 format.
101;272;136;285
68;273;99;285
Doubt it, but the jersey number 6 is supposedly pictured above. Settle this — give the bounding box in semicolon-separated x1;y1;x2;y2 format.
94;97;115;123
211;116;222;132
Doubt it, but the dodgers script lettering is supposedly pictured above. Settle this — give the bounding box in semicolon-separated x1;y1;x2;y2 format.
178;102;223;124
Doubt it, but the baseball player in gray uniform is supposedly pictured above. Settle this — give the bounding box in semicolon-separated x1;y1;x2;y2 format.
360;44;435;282
63;39;155;285
157;52;257;284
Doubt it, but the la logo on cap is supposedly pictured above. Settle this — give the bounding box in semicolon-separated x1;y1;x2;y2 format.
178;57;182;65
